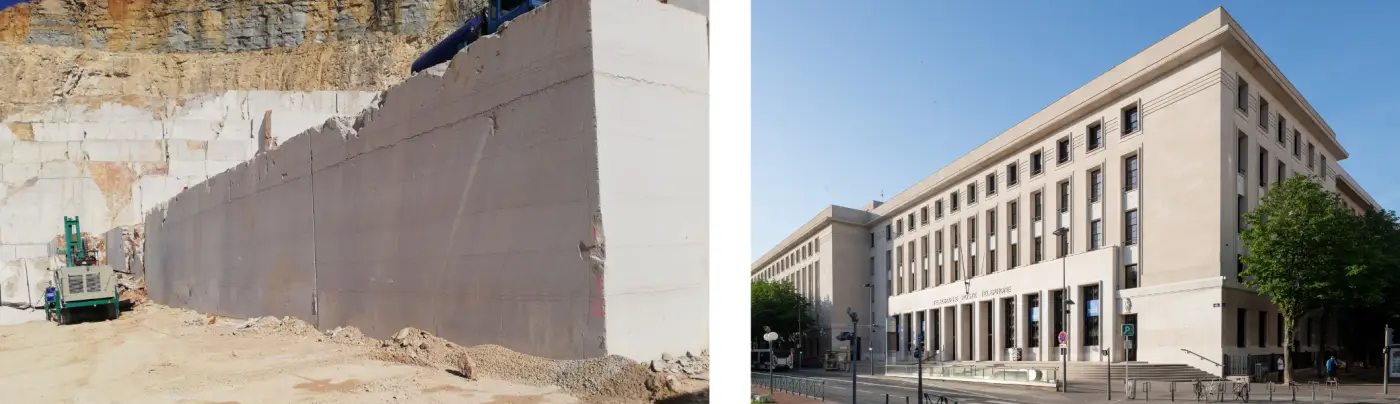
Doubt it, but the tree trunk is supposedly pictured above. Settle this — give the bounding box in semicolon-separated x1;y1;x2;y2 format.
1284;316;1296;384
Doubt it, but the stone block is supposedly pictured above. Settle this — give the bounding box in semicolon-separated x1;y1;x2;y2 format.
169;161;210;180
167;139;210;161
2;163;39;183
207;139;252;162
31;122;86;142
39;161;85;179
66;142;83;161
85;121;166;141
218;119;256;140
0;141;12;163
10;142;43;163
0;124;14;141
38;142;69;162
83;140;166;162
137;176;170;215
167;119;223;141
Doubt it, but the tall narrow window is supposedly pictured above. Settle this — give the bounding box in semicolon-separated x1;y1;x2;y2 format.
921;206;929;224
886;250;893;296
1258;310;1268;347
1058;182;1071;213
1258;148;1269;187
1032;192;1044;221
951;192;960;212
1292;130;1301;157
908;214;915;231
986;173;997;196
1320;155;1327;176
1276;161;1286;185
1125;155;1140;191
1087;123;1103;150
1237;195;1246;233
1007;162;1020;186
1083;285;1100;346
896;219;904;237
1122;105;1140;134
885;225;892;241
1033;236;1044;263
1237;133;1248;174
1028;294;1041;347
1259;98;1270;128
935;231;945;285
921;236;930;289
1125;209;1139;245
987;209;997;238
1009;243;1020;268
1057;137;1071;164
1090;219;1103;250
1031;152;1044;176
936;200;944;219
1008;201;1019;230
1090;169;1103;203
1236;309;1247;348
967;183;978;204
1124;264;1139;289
1236;76;1250;111
1277;116;1287;143
1308;142;1315;170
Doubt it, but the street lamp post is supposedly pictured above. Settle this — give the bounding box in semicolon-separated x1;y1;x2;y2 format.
866;283;876;376
764;327;779;394
848;308;861;404
1053;227;1070;393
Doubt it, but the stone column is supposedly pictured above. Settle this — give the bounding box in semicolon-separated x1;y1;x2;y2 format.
1069;284;1084;362
973;301;986;361
993;297;1006;361
1040;290;1053;362
1016;293;1028;361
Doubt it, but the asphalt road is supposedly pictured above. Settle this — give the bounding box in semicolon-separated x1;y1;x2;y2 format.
752;370;1033;404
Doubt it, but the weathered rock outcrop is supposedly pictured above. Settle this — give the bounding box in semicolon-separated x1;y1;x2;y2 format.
0;0;482;53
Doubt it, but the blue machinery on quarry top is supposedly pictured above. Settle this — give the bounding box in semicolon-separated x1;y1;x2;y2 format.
410;0;550;74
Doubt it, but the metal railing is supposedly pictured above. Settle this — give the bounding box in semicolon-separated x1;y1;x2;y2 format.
884;363;1060;387
1115;378;1340;402
751;372;826;400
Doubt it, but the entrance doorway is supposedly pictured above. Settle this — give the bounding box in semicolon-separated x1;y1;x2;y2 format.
1124;314;1138;361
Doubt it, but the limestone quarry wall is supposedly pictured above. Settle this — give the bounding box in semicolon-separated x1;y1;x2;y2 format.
144;0;707;361
0;90;378;308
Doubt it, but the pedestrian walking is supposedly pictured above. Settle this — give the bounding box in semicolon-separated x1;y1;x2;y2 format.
1325;356;1338;382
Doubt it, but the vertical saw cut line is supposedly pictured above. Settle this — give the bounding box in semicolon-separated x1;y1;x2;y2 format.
431;113;495;337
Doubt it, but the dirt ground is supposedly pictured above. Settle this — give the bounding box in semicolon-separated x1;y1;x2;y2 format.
0;304;708;404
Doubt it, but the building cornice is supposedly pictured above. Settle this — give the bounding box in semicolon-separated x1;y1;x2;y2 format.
751;205;874;273
868;7;1354;223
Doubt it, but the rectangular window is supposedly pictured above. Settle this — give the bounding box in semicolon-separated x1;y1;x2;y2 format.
1007;162;1020;186
1277;160;1286;185
1122;105;1140;134
1258;310;1268;347
1090;169;1103;203
1031;151;1044;176
896;219;904;237
951;192;960;212
1236;309;1247;348
921;236;930;289
921;206;929;224
1090;219;1103;250
1087;123;1103;150
1033;236;1043;263
1259;98;1270;128
987;208;997;237
871;232;875;247
1032;191;1043;221
886;225;892;241
935;200;944;219
1320;155;1327;176
967;183;977;204
885;250;893;297
1237;133;1248;174
1125;209;1139;245
1125;155;1140;191
1058;181;1071;213
1258;148;1268;187
1237;76;1250;111
1277;116;1287;143
1124;264;1139;289
969;218;978;247
1009;243;1020;268
1084;285;1100;346
1028;294;1041;347
1293;130;1301;157
1307;142;1315;170
988;250;997;273
1008;201;1019;230
908;214;916;231
1237;195;1246;233
1057;137;1071;164
986;173;997;196
1004;298;1017;348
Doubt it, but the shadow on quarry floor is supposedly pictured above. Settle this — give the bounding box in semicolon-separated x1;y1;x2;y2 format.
656;389;709;404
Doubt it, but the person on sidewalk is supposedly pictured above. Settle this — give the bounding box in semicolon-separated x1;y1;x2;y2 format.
1325;356;1338;382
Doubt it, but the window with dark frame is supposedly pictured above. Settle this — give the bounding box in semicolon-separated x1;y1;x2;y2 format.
921;235;929;289
968;183;977;205
886;224;892;241
1090;219;1103;250
1236;308;1247;348
1028;294;1041;347
1010;243;1020;268
1090;169;1103;203
1293;130;1301;157
1033;236;1043;263
1124;264;1139;289
1031;151;1044;176
936;200;944;219
1057;137;1071;164
1258;148;1268;187
1009;201;1019;230
886;250;893;296
951;192;960;212
1122;105;1140;134
1277;115;1287;143
1308;142;1316;170
1125;155;1140;191
1259;98;1270;128
987;173;997;196
1033;192;1043;221
921;206;929;224
1004;298;1017;348
1084;285;1100;346
1237;76;1250;112
1087;123;1103;150
1237;133;1248;174
1258;309;1267;347
1125;209;1139;245
988;208;997;238
1238;195;1246;233
1008;162;1020;186
1277;160;1286;185
908;213;915;231
1058;181;1071;213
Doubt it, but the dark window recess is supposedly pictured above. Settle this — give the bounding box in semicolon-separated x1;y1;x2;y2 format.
1276;161;1286;185
1033;236;1044;263
1083;285;1100;346
1090;219;1103;250
1031;152;1044;175
1009;201;1019;229
1007;163;1020;185
921;206;929;224
951;192;960;212
1009;243;1020;268
1277;116;1287;143
1258;148;1268;187
968;184;977;204
885;225;892;241
1057;137;1071;164
1125;209;1139;245
1004;298;1017;348
1058;182;1070;213
1087;123;1103;150
1237;77;1250;111
1259;98;1270;128
1090;169;1103;203
1033;192;1043;221
987;173;997;195
1237;195;1246;233
1027;294;1041;348
1236;309;1247;348
1237;134;1248;174
1293;131;1301;157
1258;310;1267;347
1125;156;1139;191
1122;105;1140;134
1124;264;1139;289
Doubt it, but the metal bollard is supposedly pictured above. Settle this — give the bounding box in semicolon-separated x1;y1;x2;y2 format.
1266;382;1274;401
1170;381;1176;402
1289;383;1297;401
886;393;890;404
1309;381;1318;401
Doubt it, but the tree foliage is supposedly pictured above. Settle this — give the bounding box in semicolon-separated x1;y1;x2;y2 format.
751;279;815;346
1240;175;1398;383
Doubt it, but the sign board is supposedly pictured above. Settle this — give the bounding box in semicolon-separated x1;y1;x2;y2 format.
1057;331;1069;345
1390;349;1400;378
1125;340;1134;350
1031;307;1040;322
1122;324;1135;337
1087;300;1100;317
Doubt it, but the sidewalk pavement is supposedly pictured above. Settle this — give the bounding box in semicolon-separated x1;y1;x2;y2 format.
751;385;824;404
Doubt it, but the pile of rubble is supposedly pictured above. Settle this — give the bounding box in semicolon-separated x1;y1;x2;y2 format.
649;351;709;376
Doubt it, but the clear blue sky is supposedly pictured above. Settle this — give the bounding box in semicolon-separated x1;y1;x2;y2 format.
753;1;1400;260
0;1;22;12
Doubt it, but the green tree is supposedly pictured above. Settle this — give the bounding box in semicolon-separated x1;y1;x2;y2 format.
751;279;815;347
1240;175;1383;383
1357;208;1400;314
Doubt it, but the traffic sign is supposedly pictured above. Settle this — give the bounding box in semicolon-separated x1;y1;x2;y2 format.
1122;324;1135;337
1057;331;1068;345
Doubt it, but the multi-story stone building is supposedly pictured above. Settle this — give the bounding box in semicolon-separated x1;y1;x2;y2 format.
753;7;1377;375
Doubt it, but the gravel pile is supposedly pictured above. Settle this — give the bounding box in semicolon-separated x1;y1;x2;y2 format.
233;316;321;338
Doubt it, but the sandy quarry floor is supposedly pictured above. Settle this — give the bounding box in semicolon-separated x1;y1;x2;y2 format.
0;304;707;404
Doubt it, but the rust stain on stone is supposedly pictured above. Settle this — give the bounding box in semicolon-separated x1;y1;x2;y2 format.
140;161;169;175
7;123;35;141
86;162;138;222
186;140;209;150
292;377;362;393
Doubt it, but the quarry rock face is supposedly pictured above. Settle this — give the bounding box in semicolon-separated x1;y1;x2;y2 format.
0;0;483;52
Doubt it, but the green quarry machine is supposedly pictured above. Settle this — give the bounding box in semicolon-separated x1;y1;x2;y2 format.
44;216;120;325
